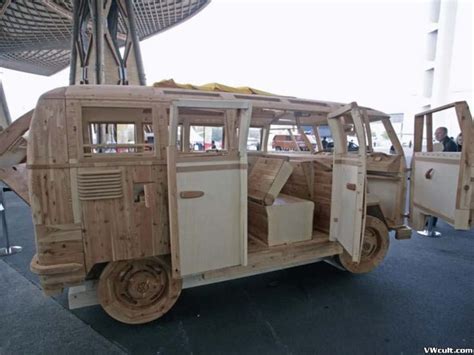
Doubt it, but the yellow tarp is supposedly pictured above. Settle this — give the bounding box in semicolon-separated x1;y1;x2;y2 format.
153;79;274;96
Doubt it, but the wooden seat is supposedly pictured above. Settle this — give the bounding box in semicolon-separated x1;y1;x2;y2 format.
248;156;293;206
248;157;314;246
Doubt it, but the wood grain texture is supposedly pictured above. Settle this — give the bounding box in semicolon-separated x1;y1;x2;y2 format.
0;109;33;156
0;164;29;204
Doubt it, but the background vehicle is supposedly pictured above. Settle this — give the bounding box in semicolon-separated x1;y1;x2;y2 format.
272;134;313;151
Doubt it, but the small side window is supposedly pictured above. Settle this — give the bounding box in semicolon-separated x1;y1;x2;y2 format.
190;125;224;151
247;127;262;151
82;107;154;157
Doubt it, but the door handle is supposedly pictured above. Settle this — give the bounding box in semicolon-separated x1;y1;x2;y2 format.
346;183;357;191
180;191;205;199
425;168;434;180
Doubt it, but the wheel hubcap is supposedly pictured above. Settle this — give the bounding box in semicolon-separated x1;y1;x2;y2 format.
116;263;166;306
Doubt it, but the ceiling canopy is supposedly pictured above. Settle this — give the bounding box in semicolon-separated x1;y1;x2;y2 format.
0;0;209;76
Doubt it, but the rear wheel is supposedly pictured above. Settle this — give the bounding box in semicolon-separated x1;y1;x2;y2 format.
338;215;389;274
97;257;182;324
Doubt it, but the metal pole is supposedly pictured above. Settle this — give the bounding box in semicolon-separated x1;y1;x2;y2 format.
69;0;80;85
0;187;22;256
90;0;104;84
124;0;146;85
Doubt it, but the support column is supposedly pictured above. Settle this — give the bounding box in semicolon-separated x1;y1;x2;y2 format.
69;0;145;85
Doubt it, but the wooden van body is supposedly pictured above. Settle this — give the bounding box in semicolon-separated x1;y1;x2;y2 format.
25;84;431;323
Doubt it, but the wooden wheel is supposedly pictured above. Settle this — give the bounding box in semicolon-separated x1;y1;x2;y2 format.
97;257;182;324
338;215;389;274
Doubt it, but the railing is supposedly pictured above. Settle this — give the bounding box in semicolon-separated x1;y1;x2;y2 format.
83;143;154;157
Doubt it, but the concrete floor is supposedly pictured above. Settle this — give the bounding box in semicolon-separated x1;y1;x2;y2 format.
0;191;473;355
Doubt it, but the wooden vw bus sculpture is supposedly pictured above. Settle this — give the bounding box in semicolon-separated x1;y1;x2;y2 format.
25;86;473;324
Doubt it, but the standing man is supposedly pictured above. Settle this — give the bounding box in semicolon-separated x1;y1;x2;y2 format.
425;127;458;231
434;127;458;152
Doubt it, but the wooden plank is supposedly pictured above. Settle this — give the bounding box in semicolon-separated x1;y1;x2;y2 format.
454;102;473;222
200;238;341;283
295;117;315;153
414;102;461;117
413;202;455;225
176;163;246;173
29;99;68;165
30;168;74;226
175;99;250;109
381;118;404;155
414;156;460;165
68;281;99;309
327;102;355;119
0;164;29;204
0;109;33;156
248;157;294;205
265;194;314;246
35;224;85;266
413;115;424;153
426;113;433;152
362;109;373;152
167;147;181;278
312;125;323;152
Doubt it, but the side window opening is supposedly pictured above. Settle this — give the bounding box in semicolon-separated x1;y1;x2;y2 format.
268;126;308;152
89;123;136;153
82;107;154;157
247;127;262;151
370;120;393;154
190;125;224;151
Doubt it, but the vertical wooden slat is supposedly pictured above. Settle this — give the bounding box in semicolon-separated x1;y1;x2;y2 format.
183;120;190;152
287;128;301;151
295;116;315;153
167;146;181;278
382;118;403;155
262;125;270;153
426;113;433;152
362;109;373;152
413;115;424;153
312;125;323;151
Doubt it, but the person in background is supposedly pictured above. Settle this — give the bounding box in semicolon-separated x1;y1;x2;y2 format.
426;127;458;229
211;140;217;149
321;137;328;149
456;133;463;152
434;127;458;152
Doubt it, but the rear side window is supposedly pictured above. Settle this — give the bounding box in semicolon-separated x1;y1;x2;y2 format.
82;107;154;157
190;125;224;151
247;127;263;151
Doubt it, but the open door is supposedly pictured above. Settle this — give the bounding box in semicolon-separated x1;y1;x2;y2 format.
410;102;473;230
327;103;367;262
167;99;252;277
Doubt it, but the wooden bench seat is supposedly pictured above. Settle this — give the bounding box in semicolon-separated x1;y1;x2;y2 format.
248;156;314;246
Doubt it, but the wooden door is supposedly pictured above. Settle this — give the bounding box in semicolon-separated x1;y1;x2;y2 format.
327;103;367;262
410;102;473;230
167;99;252;277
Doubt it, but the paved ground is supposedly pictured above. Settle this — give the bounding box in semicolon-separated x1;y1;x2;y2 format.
0;191;472;355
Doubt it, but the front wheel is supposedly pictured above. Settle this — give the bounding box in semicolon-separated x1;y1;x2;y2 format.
97;257;182;324
338;215;389;274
